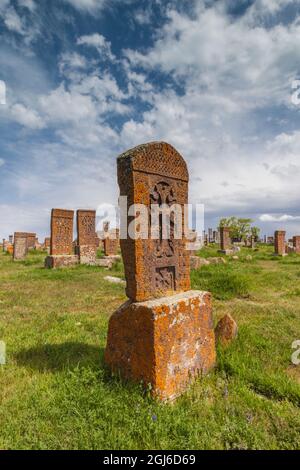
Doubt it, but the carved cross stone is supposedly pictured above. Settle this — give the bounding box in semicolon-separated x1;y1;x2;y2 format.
117;141;190;302
50;209;74;256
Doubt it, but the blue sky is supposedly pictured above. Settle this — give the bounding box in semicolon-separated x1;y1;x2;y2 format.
1;0;300;239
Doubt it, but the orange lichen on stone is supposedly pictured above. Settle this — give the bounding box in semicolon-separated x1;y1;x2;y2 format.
105;290;216;401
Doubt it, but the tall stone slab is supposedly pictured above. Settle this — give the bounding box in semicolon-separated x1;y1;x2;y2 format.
77;210;97;265
105;142;216;401
219;227;231;253
13;236;27;261
274;230;286;256
45;209;78;268
293;236;300;254
117;141;190;302
103;233;119;257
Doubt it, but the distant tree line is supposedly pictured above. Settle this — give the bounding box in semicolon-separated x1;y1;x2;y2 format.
219;217;260;243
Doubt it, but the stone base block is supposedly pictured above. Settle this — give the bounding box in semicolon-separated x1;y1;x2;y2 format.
218;249;234;255
105;290;216;401
78;245;97;265
45;255;79;269
190;256;210;269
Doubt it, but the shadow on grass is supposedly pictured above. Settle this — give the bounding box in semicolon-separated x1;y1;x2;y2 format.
15;342;104;372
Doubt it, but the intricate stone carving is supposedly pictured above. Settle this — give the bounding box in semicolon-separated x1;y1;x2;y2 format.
50;209;74;256
117;141;190;302
76;210;97;265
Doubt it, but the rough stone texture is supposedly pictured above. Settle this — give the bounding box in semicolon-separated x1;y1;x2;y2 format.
13;236;27;260
45;255;79;269
293;236;300;254
14;232;36;250
103;237;119;257
104;276;126;285
215;314;238;346
105;290;216;401
220;227;231;251
77;210;97;265
219;249;234;256
274;230;286;256
209;257;226;264
50;209;74;255
190;256;210;269
117;141;190;302
95;258;114;269
45;209;78;268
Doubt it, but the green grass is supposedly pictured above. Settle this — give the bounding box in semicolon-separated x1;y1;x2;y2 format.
0;245;300;449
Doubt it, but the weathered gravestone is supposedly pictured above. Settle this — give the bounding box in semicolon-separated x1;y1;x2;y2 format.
76;210;97;265
45;209;78;268
8;235;13;244
293;236;300;254
105;142;216;401
103;231;119;257
219;227;231;252
274;230;286;256
14;232;36;250
13;235;27;261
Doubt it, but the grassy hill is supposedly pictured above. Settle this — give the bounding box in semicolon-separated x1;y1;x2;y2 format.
0;245;300;449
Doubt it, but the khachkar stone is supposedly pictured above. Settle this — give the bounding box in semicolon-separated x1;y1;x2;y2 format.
293;236;300;254
274;230;286;256
45;209;78;268
77;210;97;265
219;227;231;253
105;142;216;401
103;232;119;257
13;235;27;261
14;232;36;250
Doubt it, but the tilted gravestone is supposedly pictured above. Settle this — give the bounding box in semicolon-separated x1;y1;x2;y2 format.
105;142;216;401
45;209;78;268
76;210;97;265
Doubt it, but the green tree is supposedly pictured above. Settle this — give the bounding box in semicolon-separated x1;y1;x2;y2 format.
219;217;255;242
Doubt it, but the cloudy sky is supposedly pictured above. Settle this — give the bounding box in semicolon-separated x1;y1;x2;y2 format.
1;0;300;239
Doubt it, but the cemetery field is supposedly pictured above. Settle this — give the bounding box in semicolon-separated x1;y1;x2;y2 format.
0;246;300;450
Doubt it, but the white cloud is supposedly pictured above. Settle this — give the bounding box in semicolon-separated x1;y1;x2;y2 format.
260;214;300;222
39;84;97;124
10;103;45;129
18;0;36;11
77;33;115;61
64;0;106;13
